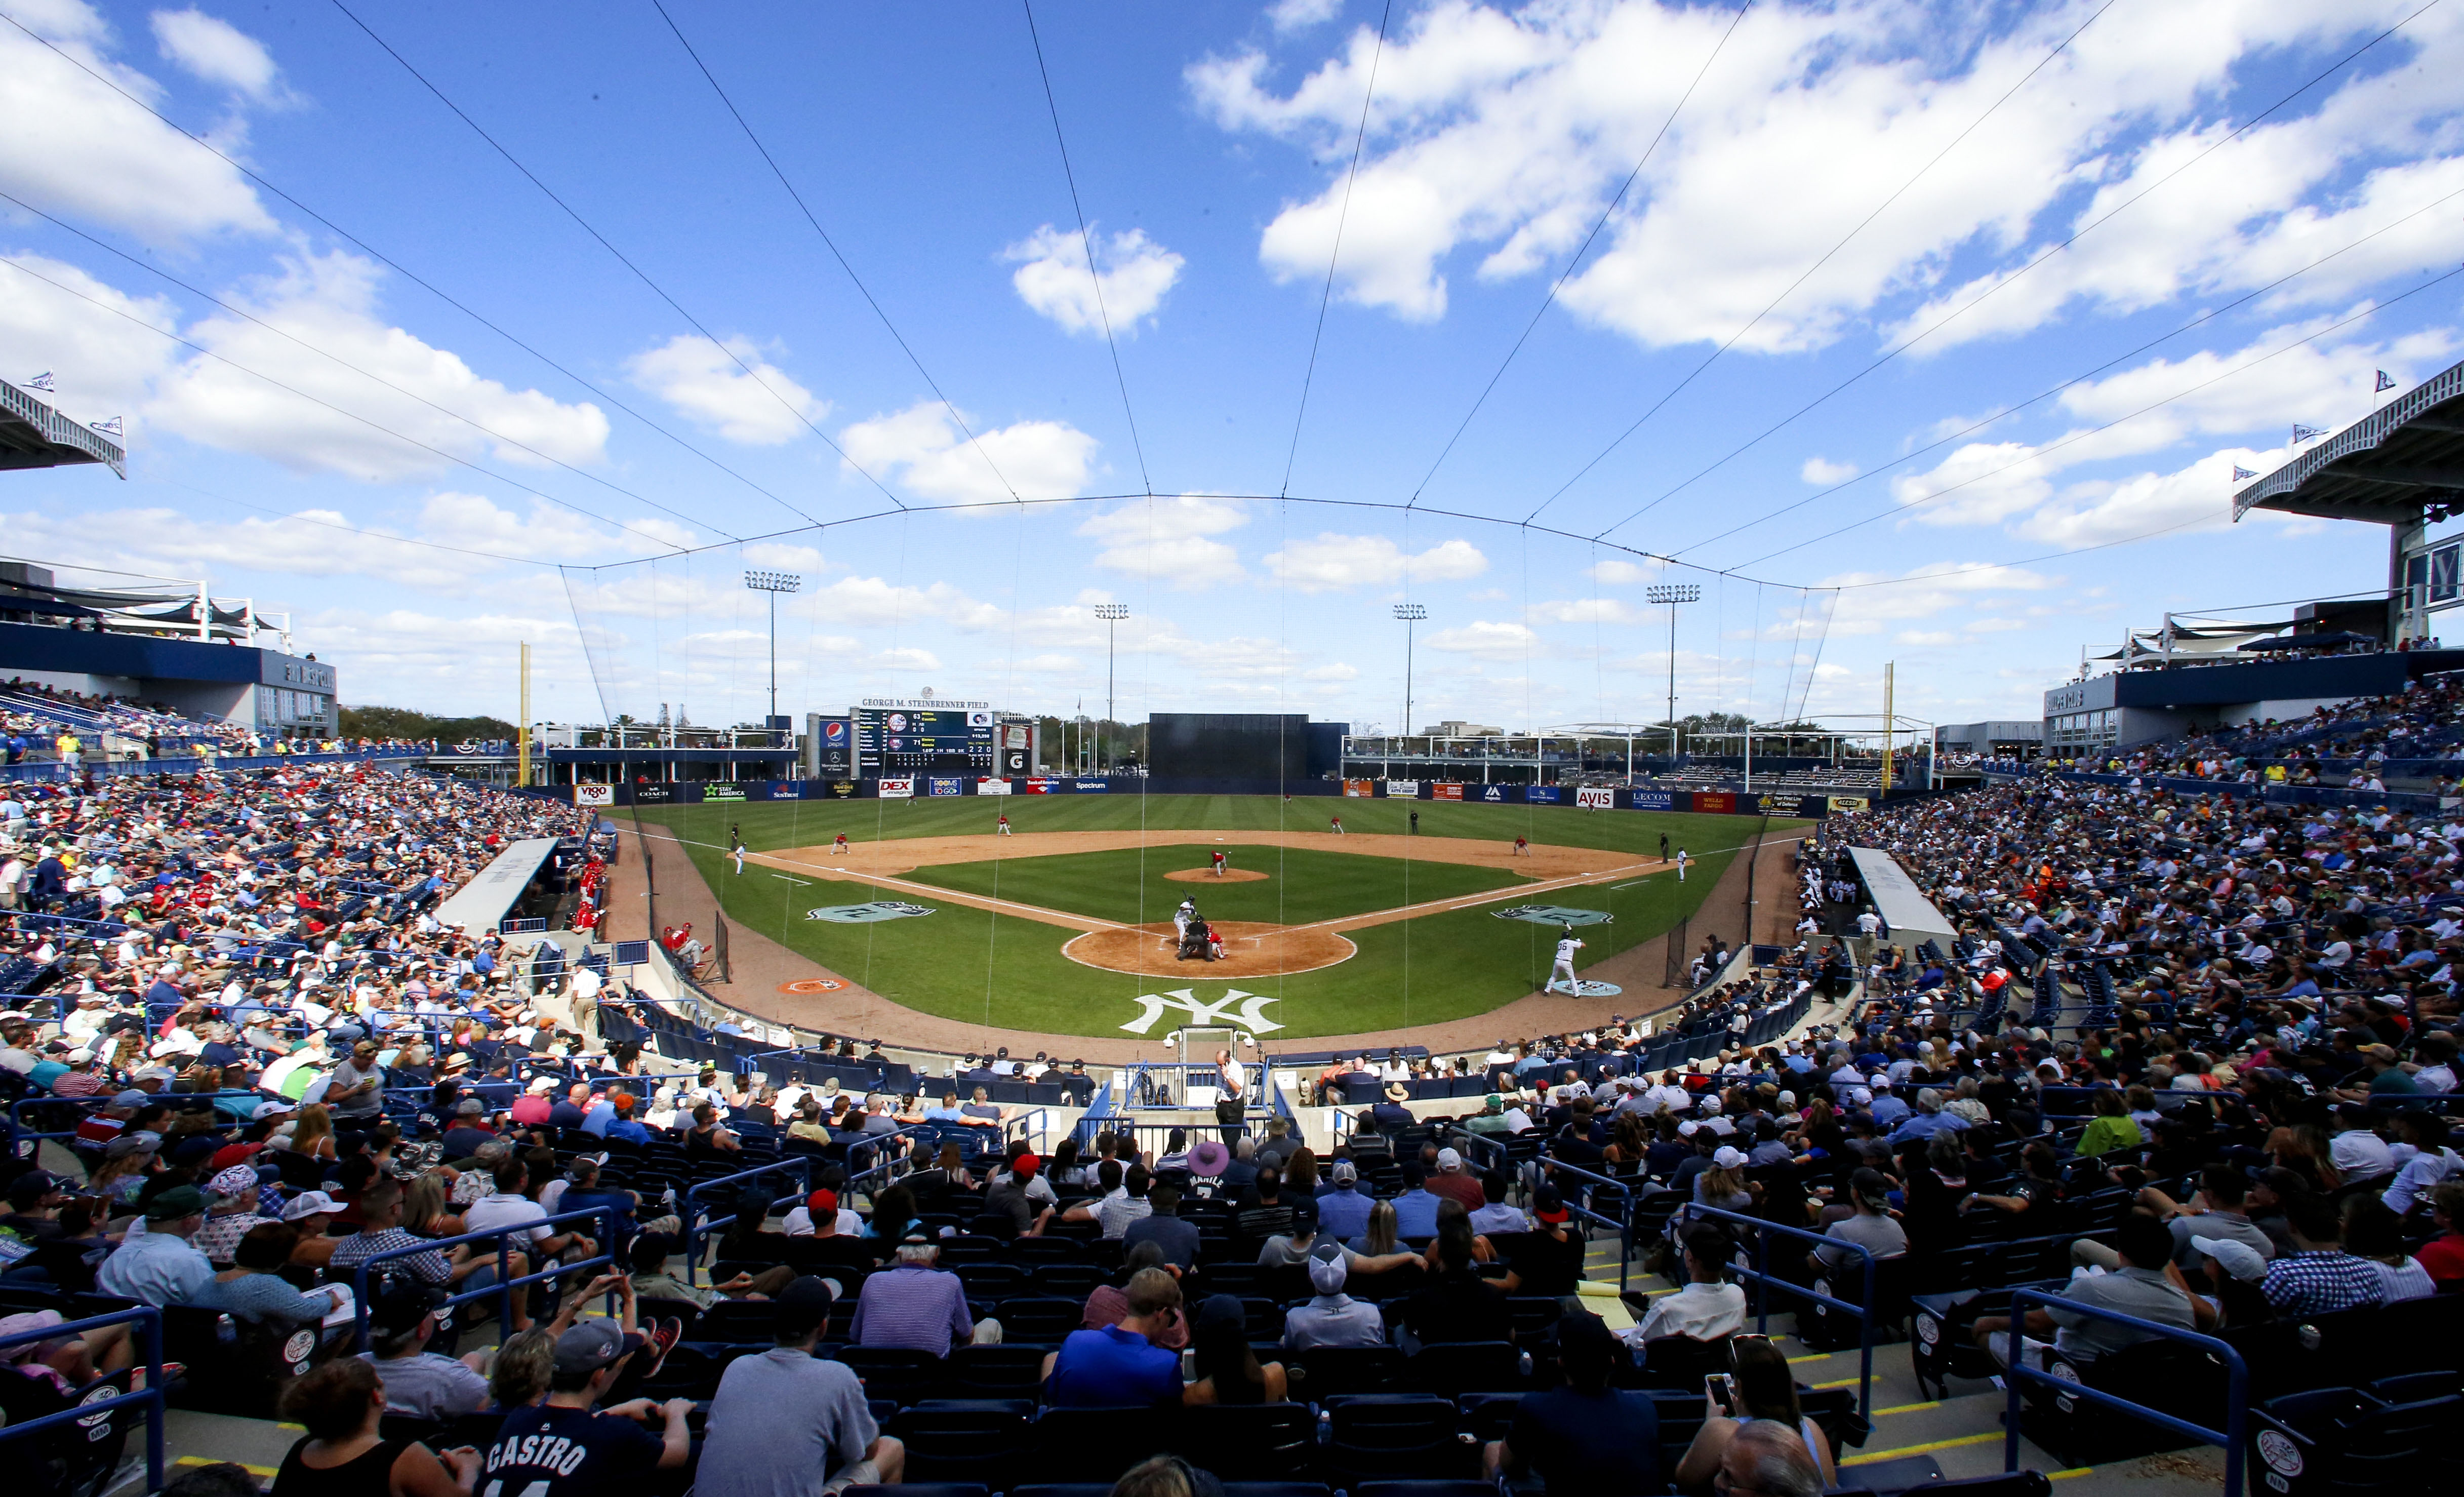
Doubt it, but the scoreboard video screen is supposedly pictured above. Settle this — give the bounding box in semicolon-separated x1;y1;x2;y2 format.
856;702;996;775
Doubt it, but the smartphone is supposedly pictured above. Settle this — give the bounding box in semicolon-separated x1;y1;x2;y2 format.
1706;1373;1738;1415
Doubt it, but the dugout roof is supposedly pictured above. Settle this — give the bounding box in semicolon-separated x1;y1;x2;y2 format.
2234;356;2464;525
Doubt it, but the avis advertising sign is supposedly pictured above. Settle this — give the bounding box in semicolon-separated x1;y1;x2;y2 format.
1575;786;1615;810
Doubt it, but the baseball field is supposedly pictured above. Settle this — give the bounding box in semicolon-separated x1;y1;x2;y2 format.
624;793;1797;1039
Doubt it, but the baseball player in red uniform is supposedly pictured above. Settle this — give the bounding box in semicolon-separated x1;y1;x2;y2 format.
1211;850;1228;876
1513;835;1530;856
996;813;1012;836
1329;814;1344;835
832;833;850;855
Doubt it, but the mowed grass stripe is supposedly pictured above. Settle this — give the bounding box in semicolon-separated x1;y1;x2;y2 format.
902;845;1525;925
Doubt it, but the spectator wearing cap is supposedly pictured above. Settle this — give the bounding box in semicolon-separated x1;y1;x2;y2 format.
2260;1195;2389;1317
984;1152;1057;1237
850;1231;991;1354
1631;1225;1748;1348
439;1098;495;1160
1485;1311;1664;1494
479;1320;692;1494
2178;1236;2274;1329
96;1184;214;1307
193;1163;269;1267
279;1190;346;1271
2342;1043;2422;1101
782;1187;861;1239
2411;1179;2464;1289
1808;1169;1907;1277
1427;1147;1483;1212
1496;1185;1585;1296
2125;1165;2275;1271
359;1278;493;1420
1973;1213;2196;1370
1044;1267;1185;1407
510;1076;558;1127
1315;1160;1372;1240
1281;1239;1385;1350
602;1090;652;1146
698;1276;902;1497
0;1169;71;1245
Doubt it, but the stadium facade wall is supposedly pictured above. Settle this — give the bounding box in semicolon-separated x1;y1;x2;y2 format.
0;620;337;731
586;775;1848;816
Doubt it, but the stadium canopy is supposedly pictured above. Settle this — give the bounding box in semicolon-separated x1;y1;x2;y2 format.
2234;356;2464;525
0;378;127;479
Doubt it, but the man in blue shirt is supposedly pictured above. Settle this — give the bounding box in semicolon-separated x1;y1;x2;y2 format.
1316;1160;1372;1239
1044;1267;1183;1406
1389;1162;1441;1239
1865;1080;1911;1131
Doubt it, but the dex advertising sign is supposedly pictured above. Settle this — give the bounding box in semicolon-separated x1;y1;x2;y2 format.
1433;783;1466;802
573;784;614;808
878;778;915;799
1575;786;1615;810
1630;789;1674;811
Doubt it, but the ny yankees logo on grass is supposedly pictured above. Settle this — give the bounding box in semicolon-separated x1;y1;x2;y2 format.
1119;987;1285;1035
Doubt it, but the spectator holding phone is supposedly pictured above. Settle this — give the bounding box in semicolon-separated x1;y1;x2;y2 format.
1671;1334;1836;1489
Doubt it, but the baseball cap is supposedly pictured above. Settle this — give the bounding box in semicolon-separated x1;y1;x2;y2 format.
253;1099;297;1121
103;1134;157;1161
1435;1147;1463;1171
368;1279;447;1338
7;1171;64;1207
552;1319;649;1377
455;1098;485;1115
1329;1160;1358;1186
1009;1154;1040;1178
143;1185;207;1221
2191;1236;2268;1283
207;1164;260;1200
1532;1185;1569;1225
280;1189;341;1222
111;1089;149;1109
1307;1237;1349;1295
1712;1146;1748;1169
806;1189;838;1215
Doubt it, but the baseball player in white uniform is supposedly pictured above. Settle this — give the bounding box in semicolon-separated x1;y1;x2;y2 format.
1550;928;1585;993
1174;898;1196;940
1676;848;1692;882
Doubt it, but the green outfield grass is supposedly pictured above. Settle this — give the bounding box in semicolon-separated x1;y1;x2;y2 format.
902;845;1525;926
625;794;1797;1039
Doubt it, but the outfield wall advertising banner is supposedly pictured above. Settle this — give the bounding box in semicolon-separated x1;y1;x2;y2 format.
878;778;915;799
574;784;614;807
926;777;966;796
1525;785;1562;804
1073;780;1110;793
1025;778;1058;794
632;783;677;804
1472;784;1511;803
1343;779;1377;797
1433;783;1465;801
705;784;746;801
1630;789;1674;810
977;777;1013;795
1386;780;1420;796
1694;792;1736;813
1828;795;1868;813
1575;786;1615;810
824;781;858;798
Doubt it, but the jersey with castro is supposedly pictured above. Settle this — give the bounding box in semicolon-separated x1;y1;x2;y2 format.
479;1404;663;1497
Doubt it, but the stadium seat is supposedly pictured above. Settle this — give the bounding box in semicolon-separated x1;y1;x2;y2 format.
887;1399;1037;1485
1319;1394;1470;1482
1032;1405;1179;1482
835;1346;947;1407
1401;1341;1524;1394
1178;1402;1317;1481
993;1296;1084;1341
1288;1345;1402;1397
1352;1483;1499;1497
942;1344;1055;1400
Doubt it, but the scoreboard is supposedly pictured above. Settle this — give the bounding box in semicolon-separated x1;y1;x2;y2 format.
855;701;996;775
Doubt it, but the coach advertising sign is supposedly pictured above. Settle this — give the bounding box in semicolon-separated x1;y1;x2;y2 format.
1433;783;1465;801
926;777;966;796
879;778;915;799
1694;792;1735;813
1343;779;1377;797
1576;786;1615;810
633;783;675;804
1525;785;1562;804
573;784;613;808
1386;780;1419;796
977;777;1013;795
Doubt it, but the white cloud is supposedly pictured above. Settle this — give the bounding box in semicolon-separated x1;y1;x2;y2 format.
1303;661;1359;681
742;541;825;572
1424;619;1539;658
0;251;180;419
1076;496;1249;588
146;250;609;481
839;401;1098;505
1801;456;1858;485
1269;0;1343;33
1526;597;1640;625
1192;1;2440;353
1896;629;1955;645
150;9;287;103
1816;561;2057;634
1263;532;1487;592
1005;224;1184;336
624;334;828;446
1584;557;1657;584
0;2;275;243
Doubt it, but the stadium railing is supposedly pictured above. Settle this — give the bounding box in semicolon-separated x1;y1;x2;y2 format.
347;1204;619;1353
0;1305;166;1493
679;1159;812;1286
1678;1202;1880;1417
2001;1288;2250;1496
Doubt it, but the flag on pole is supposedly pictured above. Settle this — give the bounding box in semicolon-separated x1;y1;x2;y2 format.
2232;466;2256;481
2292;424;2326;444
2376;370;2397;392
26;372;54;392
91;417;122;436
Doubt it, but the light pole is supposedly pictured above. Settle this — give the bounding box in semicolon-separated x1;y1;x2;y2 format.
1392;603;1427;744
1645;584;1699;761
1095;603;1129;774
743;570;801;733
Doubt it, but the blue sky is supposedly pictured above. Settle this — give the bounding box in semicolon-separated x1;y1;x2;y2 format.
4;0;2460;737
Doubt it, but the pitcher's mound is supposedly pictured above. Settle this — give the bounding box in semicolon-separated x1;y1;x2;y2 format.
1163;868;1270;883
1063;920;1353;978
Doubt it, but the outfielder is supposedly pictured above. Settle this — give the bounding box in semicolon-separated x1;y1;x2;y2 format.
1549;927;1586;994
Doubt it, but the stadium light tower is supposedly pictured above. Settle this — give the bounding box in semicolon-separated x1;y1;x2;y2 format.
1645;583;1700;759
1095;602;1130;774
1392;603;1428;740
743;570;801;731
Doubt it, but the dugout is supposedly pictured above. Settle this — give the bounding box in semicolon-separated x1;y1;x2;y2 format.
1149;713;1347;780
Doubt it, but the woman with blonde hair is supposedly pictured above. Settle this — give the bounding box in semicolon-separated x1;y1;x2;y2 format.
282;1103;338;1163
400;1173;462;1239
1353;1199;1400;1255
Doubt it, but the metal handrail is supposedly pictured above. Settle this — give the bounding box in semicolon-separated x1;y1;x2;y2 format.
679;1158;812;1286
2002;1288;2249;1496
0;1307;163;1491
348;1205;618;1352
1677;1201;1882;1417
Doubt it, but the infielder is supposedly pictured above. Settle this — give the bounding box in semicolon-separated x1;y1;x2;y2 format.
832;833;850;855
1328;814;1345;835
1513;835;1531;857
996;812;1012;836
1550;927;1586;994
